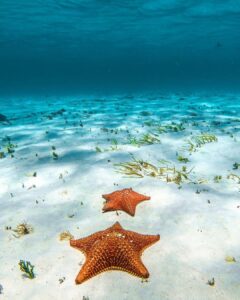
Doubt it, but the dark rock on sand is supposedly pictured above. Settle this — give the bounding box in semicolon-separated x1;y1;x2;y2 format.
0;114;9;123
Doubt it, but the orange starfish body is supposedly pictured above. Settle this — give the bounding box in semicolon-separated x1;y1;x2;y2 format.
102;188;151;216
70;222;160;284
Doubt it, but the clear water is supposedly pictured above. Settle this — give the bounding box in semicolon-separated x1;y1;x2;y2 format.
0;2;240;300
0;0;240;93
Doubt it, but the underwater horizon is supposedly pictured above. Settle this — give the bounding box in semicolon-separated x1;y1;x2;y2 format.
0;1;240;300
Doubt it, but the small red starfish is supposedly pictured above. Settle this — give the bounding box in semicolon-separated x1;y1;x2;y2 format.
102;188;150;216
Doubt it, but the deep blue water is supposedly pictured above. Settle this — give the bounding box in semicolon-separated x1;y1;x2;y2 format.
0;0;240;94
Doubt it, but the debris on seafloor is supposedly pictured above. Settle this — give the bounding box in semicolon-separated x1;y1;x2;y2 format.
95;146;102;153
177;155;190;163
115;156;196;185
1;136;17;158
207;278;215;286
225;256;236;263
52;151;59;160
25;171;37;177
227;173;240;188
12;222;33;238
19;260;35;279
233;162;240;170
0;113;10;124
46;108;66;120
95;139;120;153
59;170;69;181
67;213;75;218
128;133;161;146
140;111;151;116
109;139;119;151
156;122;185;133
59;231;74;241
27;184;36;190
183;133;218;153
59;277;66;284
214;175;222;183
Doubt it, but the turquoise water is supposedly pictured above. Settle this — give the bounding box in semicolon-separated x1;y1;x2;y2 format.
0;2;240;300
0;0;240;93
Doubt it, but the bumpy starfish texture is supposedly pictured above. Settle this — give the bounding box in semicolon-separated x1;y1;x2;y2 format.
70;222;160;284
102;188;150;216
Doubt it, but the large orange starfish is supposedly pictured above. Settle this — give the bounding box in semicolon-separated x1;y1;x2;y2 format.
102;188;150;216
70;222;160;284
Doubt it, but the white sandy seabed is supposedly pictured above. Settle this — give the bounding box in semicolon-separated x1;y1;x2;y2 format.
0;94;240;300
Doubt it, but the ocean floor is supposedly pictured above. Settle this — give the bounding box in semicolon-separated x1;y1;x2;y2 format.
0;94;240;300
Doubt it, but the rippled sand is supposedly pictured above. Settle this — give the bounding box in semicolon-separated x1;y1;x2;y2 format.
0;94;239;300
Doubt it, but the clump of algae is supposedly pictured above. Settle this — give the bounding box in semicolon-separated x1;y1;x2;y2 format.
59;231;74;241
128;133;161;147
115;156;196;185
183;133;218;153
12;222;33;238
19;260;35;279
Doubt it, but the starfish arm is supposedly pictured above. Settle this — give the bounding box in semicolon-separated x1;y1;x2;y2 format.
122;192;150;216
102;200;122;213
122;200;136;216
131;195;150;206
110;221;123;230
102;192;114;201
125;231;160;254
132;193;150;202
70;231;104;254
